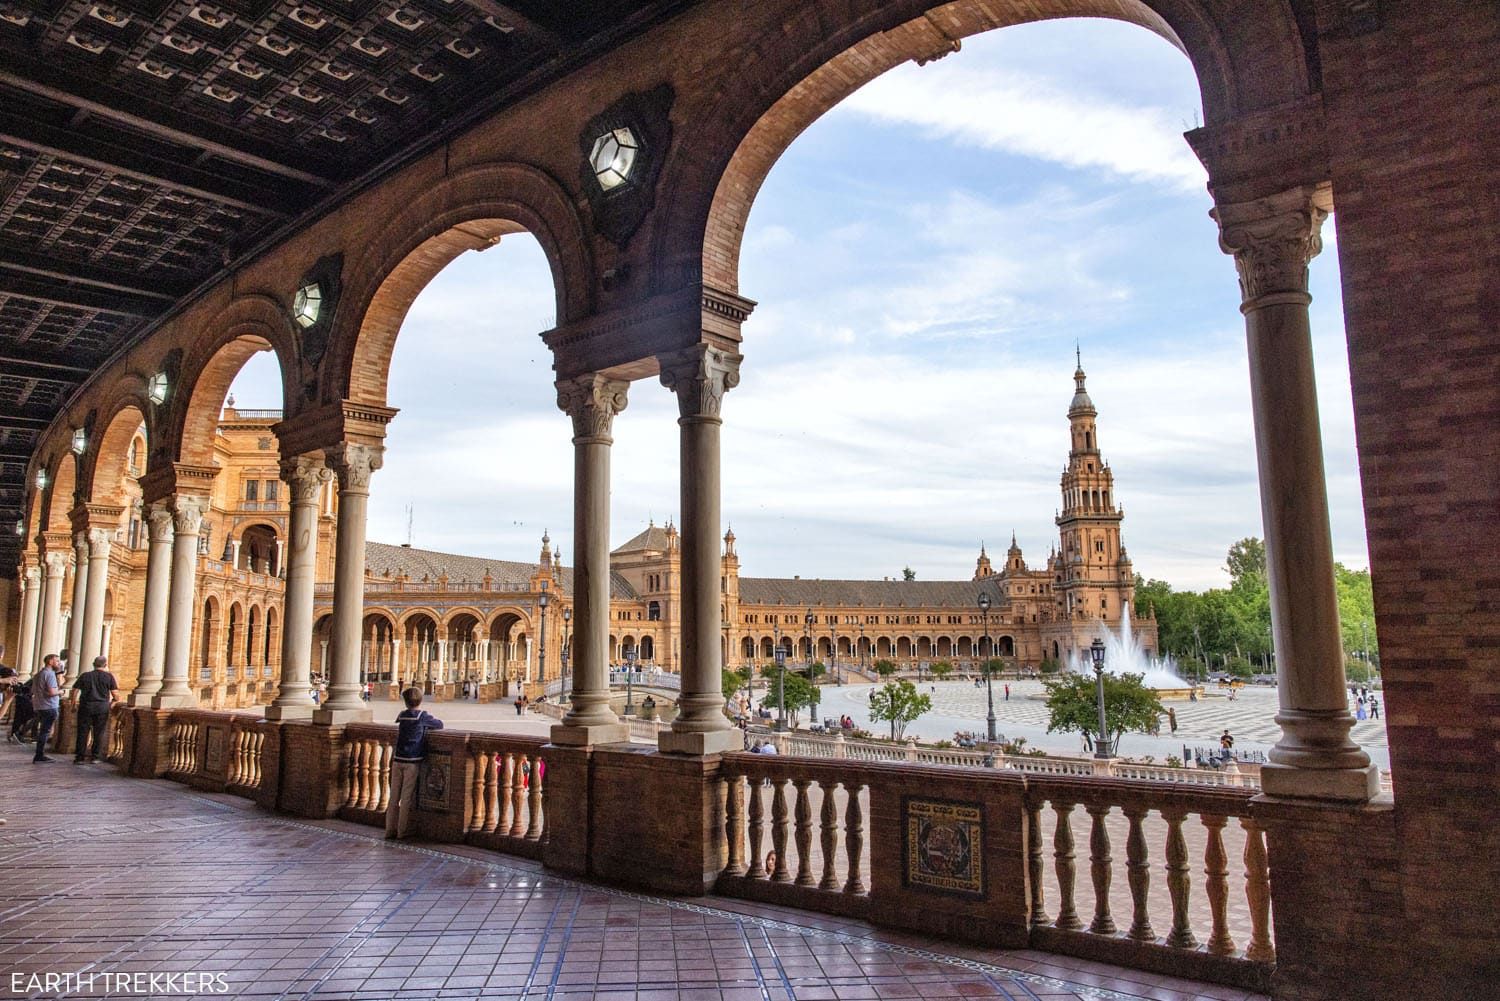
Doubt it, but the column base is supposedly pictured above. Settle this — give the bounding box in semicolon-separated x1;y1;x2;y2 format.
313;706;373;725
549;722;629;746
658;727;742;755
1259;761;1381;802
128;690;161;707
265;703;314;720
151;692;197;709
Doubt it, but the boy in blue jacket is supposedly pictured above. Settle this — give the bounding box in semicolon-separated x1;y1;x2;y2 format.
386;688;443;840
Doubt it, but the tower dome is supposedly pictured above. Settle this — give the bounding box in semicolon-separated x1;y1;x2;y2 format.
1069;346;1095;417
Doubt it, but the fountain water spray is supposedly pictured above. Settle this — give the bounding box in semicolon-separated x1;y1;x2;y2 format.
1065;603;1196;696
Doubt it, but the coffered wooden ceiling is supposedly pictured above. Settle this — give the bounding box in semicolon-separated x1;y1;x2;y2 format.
0;0;688;570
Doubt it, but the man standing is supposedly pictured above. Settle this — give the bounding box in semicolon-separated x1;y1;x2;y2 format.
31;654;63;762
386;687;443;840
71;655;120;763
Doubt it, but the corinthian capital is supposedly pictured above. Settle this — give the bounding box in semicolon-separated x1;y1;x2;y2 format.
280;454;334;504
43;551;68;575
146;502;175;543
86;528;113;556
73;530;88;554
556;375;629;443
658;344;742;421
171;495;210;536
1211;186;1329;306
325;442;383;495
22;563;39;585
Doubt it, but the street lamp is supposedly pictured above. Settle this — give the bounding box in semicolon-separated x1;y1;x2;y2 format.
537;581;549;696
1091;637;1112;759
624;647;636;715
830;621;840;685
560;606;572;704
773;622;788;732
978;592;996;742
804;608;815;678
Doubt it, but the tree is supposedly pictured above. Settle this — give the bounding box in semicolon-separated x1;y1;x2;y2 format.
1225;537;1267;589
722;667;747;701
984;657;1007;677
805;660;826;680
930;660;954;680
868;680;932;740
873;658;897;678
1043;671;1164;755
901;566;916;581
761;669;819;726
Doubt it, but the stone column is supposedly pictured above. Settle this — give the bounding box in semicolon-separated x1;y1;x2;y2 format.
317;442;380;724
67;532;88;660
154;495;209;708
131;503;173;704
658;344;742;754
552;374;630;744
37;551;67;662
269;456;329;720
76;528;112;671
15;562;40;678
1214;185;1378;801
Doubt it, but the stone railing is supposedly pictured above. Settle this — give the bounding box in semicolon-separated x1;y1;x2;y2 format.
342;724;396;823
464;733;547;859
313;579;533;596
715;755;1271;992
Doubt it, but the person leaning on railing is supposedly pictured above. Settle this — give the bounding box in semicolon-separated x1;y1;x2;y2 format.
386;688;444;841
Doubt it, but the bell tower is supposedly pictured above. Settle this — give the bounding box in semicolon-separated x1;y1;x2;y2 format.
1055;353;1133;622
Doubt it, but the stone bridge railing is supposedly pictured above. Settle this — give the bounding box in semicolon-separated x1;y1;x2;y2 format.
91;703;1274;993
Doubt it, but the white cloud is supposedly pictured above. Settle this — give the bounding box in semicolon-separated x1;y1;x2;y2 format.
842;62;1207;191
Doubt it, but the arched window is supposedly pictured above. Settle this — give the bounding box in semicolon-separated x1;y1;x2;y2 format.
648;601;661;621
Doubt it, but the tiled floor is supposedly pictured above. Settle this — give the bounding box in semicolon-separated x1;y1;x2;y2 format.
0;750;1266;1001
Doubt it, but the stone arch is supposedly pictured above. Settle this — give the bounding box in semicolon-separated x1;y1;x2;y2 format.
325;162;595;408
652;0;1310;295
166;295;299;470
78;378;154;508
36;450;77;536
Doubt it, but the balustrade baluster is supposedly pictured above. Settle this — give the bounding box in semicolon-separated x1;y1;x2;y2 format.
228;732;241;785
1027;801;1049;926
1203;814;1235;955
843;784;865;894
771;778;791;882
526;756;544;839
1124;807;1155;942
793;779;815;887
252;732;264;788
1087;804;1116;935
725;774;747;877
346;741;363;808
483;751;500;833
746;778;766;879
1164;809;1196;948
361;740;377;810
1053;802;1082;930
498;753;516;833
377;744;393;811
509;755;527;836
819;782;840;891
1241;817;1276;963
470;750;489;833
189;724;199;773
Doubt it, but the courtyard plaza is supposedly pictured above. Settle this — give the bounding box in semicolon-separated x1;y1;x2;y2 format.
0;750;1266;1001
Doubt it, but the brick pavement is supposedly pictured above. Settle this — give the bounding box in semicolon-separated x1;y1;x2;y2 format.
0;747;1264;1001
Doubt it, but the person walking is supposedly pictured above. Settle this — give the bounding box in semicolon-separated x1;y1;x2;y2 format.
1003;683;1010;701
31;654;63;762
70;655;120;763
1370;697;1381;719
513;693;523;716
386;688;444;840
1167;706;1178;734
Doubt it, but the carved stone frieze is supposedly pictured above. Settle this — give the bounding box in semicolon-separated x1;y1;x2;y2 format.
556;375;630;443
658;344;742;421
43;552;68;575
1211;187;1329;305
86;528;113;555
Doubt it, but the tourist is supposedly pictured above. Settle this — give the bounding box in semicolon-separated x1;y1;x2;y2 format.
30;654;63;763
7;674;34;744
1370;697;1381;719
764;850;777;874
759;739;778;755
1003;683;1010;701
1167;707;1178;734
386;687;444;840
362;682;372;702
1356;700;1368;721
513;693;523;715
71;655;119;763
1219;729;1235;762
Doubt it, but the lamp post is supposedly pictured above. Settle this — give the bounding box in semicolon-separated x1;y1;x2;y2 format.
624;647;636;715
978;592;996;742
830;622;840;685
560;606;571;704
858;622;865;676
804;608;815;678
537;581;549;695
773;621;787;732
1091;637;1112;759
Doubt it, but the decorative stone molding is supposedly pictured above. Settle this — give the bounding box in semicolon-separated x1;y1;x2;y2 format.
86;527;113;556
146;502;175;542
280;454;334;503
43;551;68;575
171;495;211;536
658;344;742;422
326;442;383;495
1211;186;1329;307
22;564;39;585
73;530;88;554
556;375;629;444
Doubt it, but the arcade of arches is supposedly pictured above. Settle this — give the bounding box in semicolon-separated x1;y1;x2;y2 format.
0;4;1493;1000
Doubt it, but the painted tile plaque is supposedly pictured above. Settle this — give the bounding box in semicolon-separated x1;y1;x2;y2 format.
203;727;228;777
902;796;985;897
419;752;452;811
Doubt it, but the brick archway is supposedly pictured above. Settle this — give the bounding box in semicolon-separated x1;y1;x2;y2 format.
325;161;594;408
81;396;152;510
648;0;1311;295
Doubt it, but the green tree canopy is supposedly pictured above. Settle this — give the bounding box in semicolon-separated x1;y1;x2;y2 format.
902;566;916;581
1225;537;1267;589
872;658;897;678
1043;671;1164;755
868;680;932;740
930;660;954;680
761;669;819;726
722;667;748;701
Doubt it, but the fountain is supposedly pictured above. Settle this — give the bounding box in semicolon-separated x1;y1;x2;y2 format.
1064;604;1201;700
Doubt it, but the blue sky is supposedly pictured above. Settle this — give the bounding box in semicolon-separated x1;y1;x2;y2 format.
229;18;1366;592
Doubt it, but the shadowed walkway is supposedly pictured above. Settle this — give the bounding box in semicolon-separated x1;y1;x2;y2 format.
0;751;1266;1001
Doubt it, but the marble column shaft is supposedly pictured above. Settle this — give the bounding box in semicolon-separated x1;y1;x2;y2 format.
1214;185;1377;801
318;442;380;723
155;495;209;707
552;375;629;744
77;528;111;671
132;503;174;702
16;563;40;678
269;456;329;719
37;551;67;661
67;532;88;660
659;344;742;755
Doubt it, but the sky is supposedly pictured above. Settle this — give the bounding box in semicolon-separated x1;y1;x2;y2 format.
228;18;1367;592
